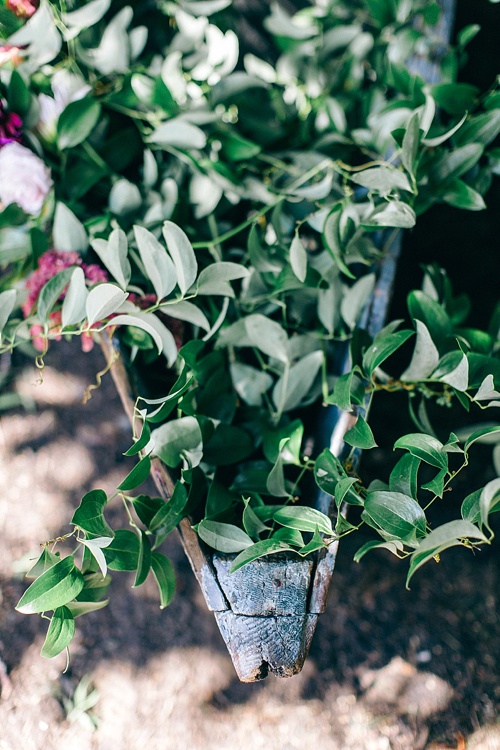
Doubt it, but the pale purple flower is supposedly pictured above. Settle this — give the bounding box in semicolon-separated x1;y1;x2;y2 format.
0;142;52;214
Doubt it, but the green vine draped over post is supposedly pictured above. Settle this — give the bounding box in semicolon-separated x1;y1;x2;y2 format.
0;0;499;659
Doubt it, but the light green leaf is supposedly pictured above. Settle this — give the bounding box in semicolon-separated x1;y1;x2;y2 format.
323;205;354;278
230;362;273;407
266;438;289;497
474;374;500;402
149;119;207;150
436;353;469;392
401;112;420;177
162;221;198;296
53;202;88;253
197;520;254;553
134;225;177;301
297;527;329;556
364;201;416;229
272;350;323;412
151;416;203;468
38;267;76;323
479;478;500;532
401;320;440;381
71;489;114;537
112;312;178;364
149;481;188;537
62;267;88;328
354;539;404;562
362;329;414;375
440;180;486;212
16;556;84;615
66;599;109;618
290;235;307;283
242;497;270;538
104;530;140;571
0;289;17;341
273;506;333;535
41;606;75;659
160;300;209;332
62;0;111;29
351;166;412;196
423;112;467;147
196;262;249;297
150;552;175;608
217;313;289;363
90;228;131;291
86;283;128;326
454;109;500;147
341;274;376;329
109;179;142;216
463;424;500;451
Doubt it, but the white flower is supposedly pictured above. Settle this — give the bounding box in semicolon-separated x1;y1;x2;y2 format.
0;142;52;214
37;70;91;142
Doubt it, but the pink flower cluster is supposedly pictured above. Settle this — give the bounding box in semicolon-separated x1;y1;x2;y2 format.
23;250;108;352
0;100;22;145
6;0;38;17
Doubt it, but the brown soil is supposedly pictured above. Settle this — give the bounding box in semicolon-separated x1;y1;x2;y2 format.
0;335;498;750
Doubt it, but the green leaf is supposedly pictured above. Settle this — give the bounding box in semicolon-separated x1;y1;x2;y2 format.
151;552;175;608
457;23;481;48
160;300;210;332
134;225;177;301
230;362;273;407
162;221;198;296
323;205;354;278
327;369;365;412
406;520;488;586
270;527;304;547
86;283;128;326
41;606;75;659
297;526;329;556
263;419;304;465
421;467;448;498
221;130;261;161
401;112;421;176
314;449;347;496
401;320;440;381
229;539;294;573
461;488;482;524
16;556;84;615
152;417;203;468
117;455;151;491
57;98;101;150
133;530;152;587
464;425;500;451
343;415;377;449
110;313;177;364
124;420;151;457
8;70;31;115
66;598;110;618
407;290;452;353
430;83;479;116
109;179;142;216
242;497;270;538
266;438;289;497
363;491;426;541
362;329;414;375
90;228;131;291
454;110;500;147
61;267;88;329
62;0;111;29
75;571;111;601
71;489;113;537
197;520;254;553
203;424;253;466
423;112;467;147
131;495;164;528
0;289;17;341
149;481;188;536
354;539;404;562
290;235;307;283
104;530;140;571
217;313;289;363
273;506;333;535
393;433;447;469
272;350;323;412
440;180;486;212
26;548;60;579
37;267;75;323
389;453;420;499
432;144;484;184
334;476;363;507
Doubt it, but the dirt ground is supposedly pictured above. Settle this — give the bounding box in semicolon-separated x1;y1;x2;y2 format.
0;325;498;750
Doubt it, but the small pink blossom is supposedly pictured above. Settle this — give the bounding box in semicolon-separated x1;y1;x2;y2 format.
0;101;22;145
6;0;38;17
0;142;52;214
0;45;23;68
81;263;109;284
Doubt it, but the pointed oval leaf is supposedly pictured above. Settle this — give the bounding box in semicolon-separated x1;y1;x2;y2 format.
393;433;447;469
117;455;151;491
104;530;140;571
16;556;84;614
401;320;440;381
343;414;377;449
229;539;294;573
150;552;176;608
37;267;75;323
290;235;307;283
197;520;254;553
0;289;16;339
272;350;323;412
134;225;177;300
162;221;198;295
86;284;128;326
364;491;426;540
57;98;101;150
151;417;203;468
41;606;75;659
62;267;88;328
273;506;333;535
53;202;88;253
133;530;152;587
160;300;209;331
90;228;131;290
362;329;414;375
